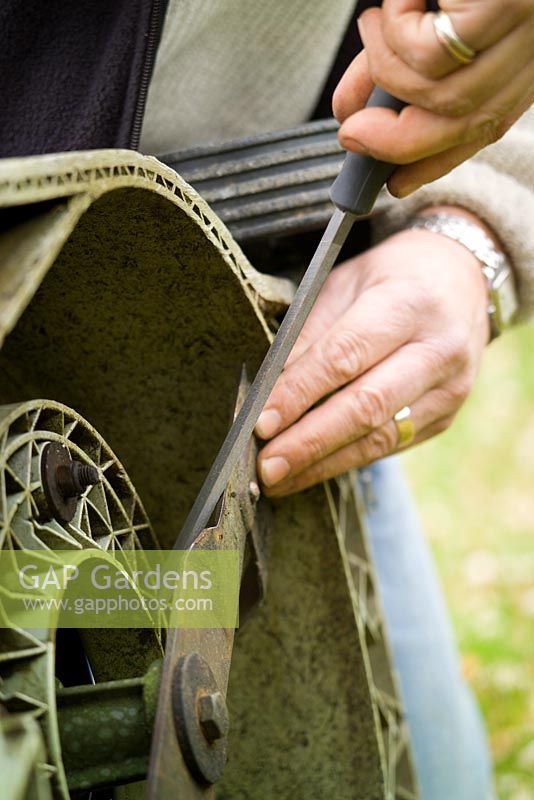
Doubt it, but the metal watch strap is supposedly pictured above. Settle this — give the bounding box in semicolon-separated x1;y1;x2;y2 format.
408;212;518;339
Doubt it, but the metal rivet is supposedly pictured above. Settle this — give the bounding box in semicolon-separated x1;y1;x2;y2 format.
197;691;229;743
249;481;261;501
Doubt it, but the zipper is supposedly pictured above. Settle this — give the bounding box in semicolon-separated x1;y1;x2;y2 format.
130;0;163;150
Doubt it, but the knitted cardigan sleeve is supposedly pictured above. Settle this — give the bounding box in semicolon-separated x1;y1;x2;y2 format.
372;107;534;322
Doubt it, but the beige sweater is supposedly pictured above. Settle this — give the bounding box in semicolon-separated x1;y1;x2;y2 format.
141;0;534;321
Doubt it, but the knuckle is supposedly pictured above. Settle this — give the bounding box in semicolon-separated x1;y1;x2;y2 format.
452;331;471;368
434;329;470;372
403;49;434;74
279;374;311;414
396;80;433;109
407;280;441;317
432;414;455;436
365;49;441;110
402;52;447;85
390;107;426;163
380;16;441;79
414;83;439;108
366;49;396;95
364;45;382;81
495;117;513;141
323;331;367;384
313;459;332;485
361;424;396;462
444;346;469;373
479;120;505;146
301;430;329;464
367;61;385;92
433;416;453;436
417;341;447;374
468;113;508;146
433;90;476;118
415;59;451;81
351;386;389;430
446;375;473;406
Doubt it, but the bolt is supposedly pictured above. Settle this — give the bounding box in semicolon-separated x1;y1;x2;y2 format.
249;481;261;502
197;691;229;743
56;461;100;498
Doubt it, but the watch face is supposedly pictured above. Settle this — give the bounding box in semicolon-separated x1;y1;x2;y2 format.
494;269;518;328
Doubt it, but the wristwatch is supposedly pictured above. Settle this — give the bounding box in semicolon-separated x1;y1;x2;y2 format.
409;212;519;339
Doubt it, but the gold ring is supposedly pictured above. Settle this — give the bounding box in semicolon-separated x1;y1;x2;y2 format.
432;10;476;65
393;406;416;449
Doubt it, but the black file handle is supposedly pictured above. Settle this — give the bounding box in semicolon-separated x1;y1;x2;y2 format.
330;0;440;216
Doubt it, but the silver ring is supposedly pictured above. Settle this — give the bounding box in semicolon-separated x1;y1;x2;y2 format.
432;10;476;65
393;406;416;449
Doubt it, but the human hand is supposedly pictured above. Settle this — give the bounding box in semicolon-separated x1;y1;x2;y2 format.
254;211;490;496
333;0;534;197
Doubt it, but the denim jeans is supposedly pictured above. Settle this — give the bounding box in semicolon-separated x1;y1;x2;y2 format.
359;457;494;800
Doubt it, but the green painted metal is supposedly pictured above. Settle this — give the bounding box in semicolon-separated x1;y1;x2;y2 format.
57;659;162;792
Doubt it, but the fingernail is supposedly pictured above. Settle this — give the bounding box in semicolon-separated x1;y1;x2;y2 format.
259;456;290;487
389;183;417;199
357;12;368;34
339;134;370;156
255;409;281;439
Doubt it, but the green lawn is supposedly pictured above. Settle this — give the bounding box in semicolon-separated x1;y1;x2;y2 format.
402;324;534;800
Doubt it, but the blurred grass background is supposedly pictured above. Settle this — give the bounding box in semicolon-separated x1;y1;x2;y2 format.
402;325;534;800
